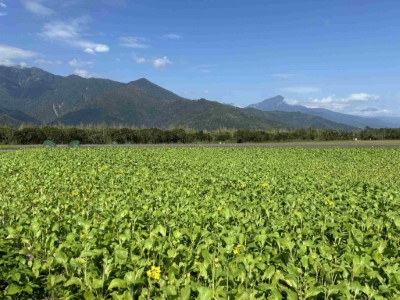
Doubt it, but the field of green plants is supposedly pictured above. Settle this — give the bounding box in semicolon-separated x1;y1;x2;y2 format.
1;147;400;299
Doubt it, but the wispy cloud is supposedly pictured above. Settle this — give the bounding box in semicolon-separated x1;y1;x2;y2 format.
163;33;182;40
281;86;320;94
0;1;7;16
74;69;96;78
120;36;149;49
133;55;172;69
359;108;391;116
287;93;381;112
34;58;63;65
41;17;110;54
134;56;146;64
272;73;297;79
68;58;93;68
0;44;37;66
21;0;53;16
153;56;171;69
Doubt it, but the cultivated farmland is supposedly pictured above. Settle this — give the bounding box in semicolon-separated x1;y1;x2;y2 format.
1;147;400;299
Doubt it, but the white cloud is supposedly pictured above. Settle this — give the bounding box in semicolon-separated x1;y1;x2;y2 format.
287;93;381;112
84;48;95;54
120;36;148;49
34;58;63;65
133;55;172;69
163;33;182;40
0;44;37;66
68;58;93;68
0;2;7;16
281;86;320;94
74;69;95;78
346;93;380;102
153;56;171;69
21;0;53;16
135;56;146;64
41;18;110;54
272;73;297;79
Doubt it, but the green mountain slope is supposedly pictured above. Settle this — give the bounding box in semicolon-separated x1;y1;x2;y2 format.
56;83;352;130
0;66;123;122
1;66;356;130
0;106;40;126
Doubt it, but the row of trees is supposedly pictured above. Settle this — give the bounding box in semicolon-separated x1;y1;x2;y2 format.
1;126;399;145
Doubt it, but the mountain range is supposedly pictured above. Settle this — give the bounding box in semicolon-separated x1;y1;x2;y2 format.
0;65;397;130
248;96;400;128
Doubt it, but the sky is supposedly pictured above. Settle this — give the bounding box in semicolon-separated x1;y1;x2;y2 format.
1;0;400;117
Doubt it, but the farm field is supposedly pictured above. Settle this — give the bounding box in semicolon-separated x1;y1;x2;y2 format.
1;147;400;299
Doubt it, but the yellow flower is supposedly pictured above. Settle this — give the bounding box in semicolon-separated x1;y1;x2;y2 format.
217;206;222;212
261;182;269;188
147;266;161;280
233;244;243;255
294;211;302;218
325;199;334;207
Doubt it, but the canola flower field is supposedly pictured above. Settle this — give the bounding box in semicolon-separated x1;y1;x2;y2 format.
1;147;400;299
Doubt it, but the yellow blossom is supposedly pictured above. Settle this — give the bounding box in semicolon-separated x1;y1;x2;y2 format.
325;199;334;207
261;182;269;188
233;244;243;255
294;211;302;218
147;266;161;280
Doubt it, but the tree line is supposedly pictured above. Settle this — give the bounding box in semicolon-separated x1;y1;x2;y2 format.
0;125;399;145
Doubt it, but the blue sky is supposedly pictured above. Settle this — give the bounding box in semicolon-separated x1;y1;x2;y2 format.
1;0;399;116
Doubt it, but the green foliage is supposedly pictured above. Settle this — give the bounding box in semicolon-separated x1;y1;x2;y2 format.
1;147;400;298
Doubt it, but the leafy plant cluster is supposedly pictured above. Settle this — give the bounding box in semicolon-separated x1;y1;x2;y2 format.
2;125;397;145
1;147;400;299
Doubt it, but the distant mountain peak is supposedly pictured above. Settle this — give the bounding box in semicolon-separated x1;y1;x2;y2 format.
269;95;284;101
134;77;151;83
248;95;392;128
128;77;185;101
248;95;289;111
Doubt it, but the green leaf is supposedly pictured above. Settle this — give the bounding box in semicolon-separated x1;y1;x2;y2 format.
6;283;22;295
180;286;191;300
305;286;323;298
84;291;96;300
92;278;104;289
264;265;276;280
157;224;167;237
108;278;127;290
114;246;128;265
197;287;213;300
64;277;82;287
54;251;68;265
163;285;177;296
